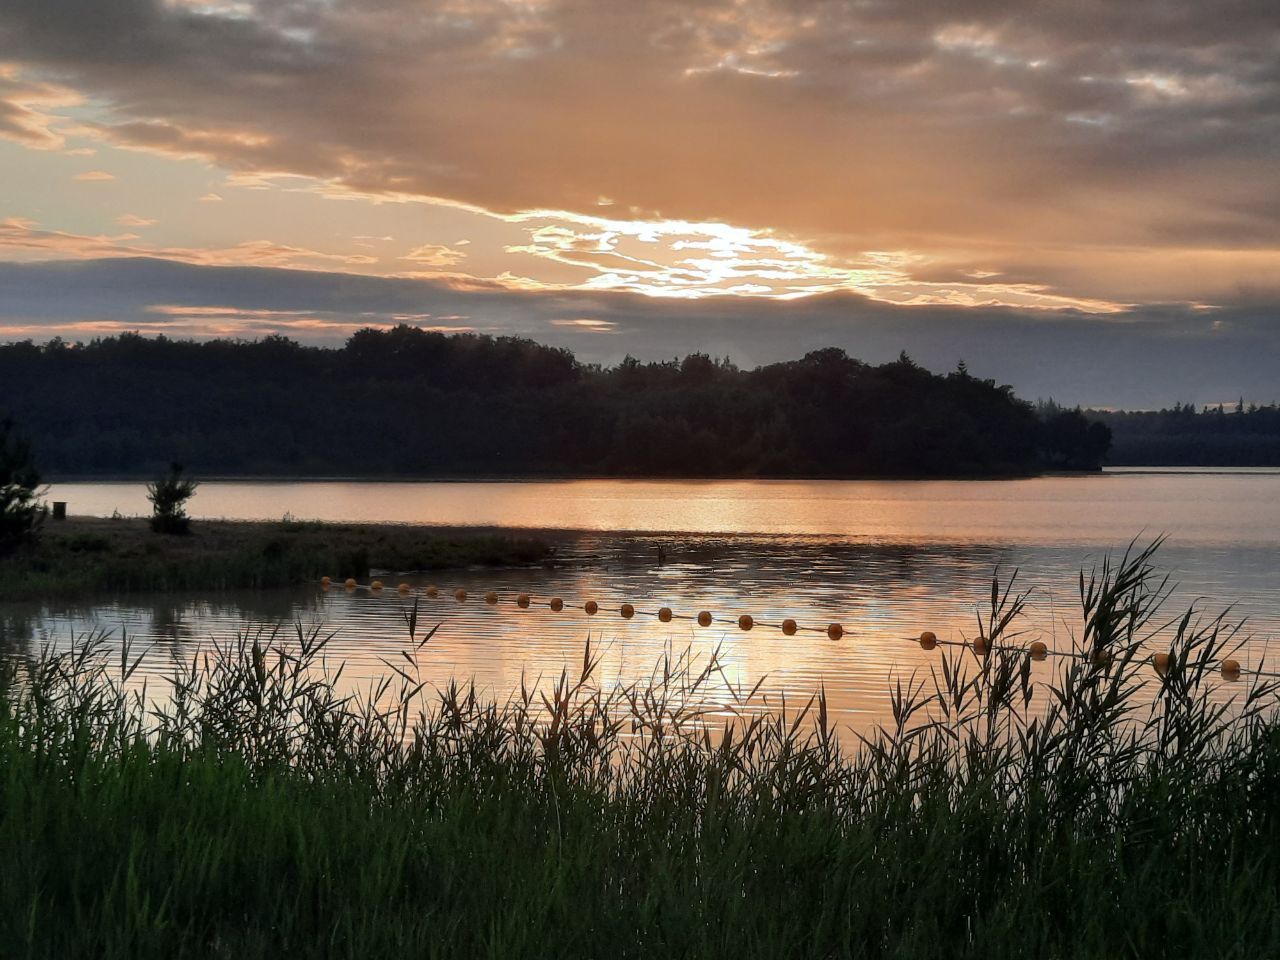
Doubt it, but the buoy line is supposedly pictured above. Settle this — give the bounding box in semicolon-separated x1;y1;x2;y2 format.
320;577;1259;683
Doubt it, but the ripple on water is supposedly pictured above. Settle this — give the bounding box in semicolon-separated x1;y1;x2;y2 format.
7;534;1279;735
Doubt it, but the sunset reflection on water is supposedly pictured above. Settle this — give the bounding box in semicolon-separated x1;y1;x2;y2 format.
14;472;1280;735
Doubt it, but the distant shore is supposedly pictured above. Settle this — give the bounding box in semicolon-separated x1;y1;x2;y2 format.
1;517;554;601
44;470;1057;483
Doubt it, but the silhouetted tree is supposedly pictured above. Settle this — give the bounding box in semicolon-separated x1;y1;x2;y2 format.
0;415;46;552
0;330;1118;478
148;462;198;535
1039;409;1111;470
1093;402;1280;466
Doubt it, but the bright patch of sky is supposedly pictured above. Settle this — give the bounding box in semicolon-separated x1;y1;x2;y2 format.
0;130;1125;312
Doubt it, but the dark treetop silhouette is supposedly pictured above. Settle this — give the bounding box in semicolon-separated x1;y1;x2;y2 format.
1095;402;1280;467
0;328;1109;478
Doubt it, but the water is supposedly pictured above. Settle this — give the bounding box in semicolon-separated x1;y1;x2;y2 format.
40;470;1280;545
11;470;1280;733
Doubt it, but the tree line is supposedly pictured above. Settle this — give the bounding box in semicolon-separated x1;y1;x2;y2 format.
1093;401;1280;467
0;328;1110;478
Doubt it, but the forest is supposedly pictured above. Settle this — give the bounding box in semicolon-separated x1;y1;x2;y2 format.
0;328;1110;478
1096;401;1280;466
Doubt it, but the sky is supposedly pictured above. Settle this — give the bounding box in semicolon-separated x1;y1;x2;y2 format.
0;0;1277;407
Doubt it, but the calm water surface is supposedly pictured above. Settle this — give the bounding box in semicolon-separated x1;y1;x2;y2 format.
11;470;1280;734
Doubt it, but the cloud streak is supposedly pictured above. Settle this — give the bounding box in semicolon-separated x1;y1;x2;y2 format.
1;256;1277;409
0;217;378;270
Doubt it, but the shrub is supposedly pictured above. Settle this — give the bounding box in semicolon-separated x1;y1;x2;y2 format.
147;462;198;535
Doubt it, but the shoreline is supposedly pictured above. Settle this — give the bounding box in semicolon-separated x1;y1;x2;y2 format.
1;517;556;601
41;466;1280;485
43;470;1063;484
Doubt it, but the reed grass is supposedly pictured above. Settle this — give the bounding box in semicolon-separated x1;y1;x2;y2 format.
2;540;1279;958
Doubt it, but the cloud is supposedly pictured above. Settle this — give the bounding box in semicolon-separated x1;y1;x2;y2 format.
0;65;78;149
401;243;467;267
0;256;1277;409
199;192;223;202
0;217;377;270
498;210;1127;307
0;0;1274;308
550;317;617;333
116;214;157;228
72;169;114;181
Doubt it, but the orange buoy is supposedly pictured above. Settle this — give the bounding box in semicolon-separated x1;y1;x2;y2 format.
320;576;332;587
426;585;439;598
973;636;990;656
827;623;844;641
1153;652;1172;677
1029;641;1048;661
370;580;384;591
344;578;357;589
1221;659;1241;681
620;603;635;619
697;611;712;627
398;583;410;593
517;593;530;608
658;607;673;622
919;631;937;650
484;591;498;605
550;597;564;611
454;589;468;602
781;619;798;636
738;614;753;631
584;600;599;615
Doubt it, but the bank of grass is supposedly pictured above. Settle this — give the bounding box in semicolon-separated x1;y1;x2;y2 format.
3;541;1280;958
0;516;553;599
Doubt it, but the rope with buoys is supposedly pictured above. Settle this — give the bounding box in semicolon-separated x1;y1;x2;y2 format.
319;576;1266;683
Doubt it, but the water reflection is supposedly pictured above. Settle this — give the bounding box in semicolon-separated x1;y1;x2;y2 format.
9;533;1279;733
44;470;1280;545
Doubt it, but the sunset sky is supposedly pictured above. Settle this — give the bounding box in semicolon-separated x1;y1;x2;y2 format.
1;0;1277;406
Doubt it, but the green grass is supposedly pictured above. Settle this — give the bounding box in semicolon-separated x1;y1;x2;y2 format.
2;541;1279;958
0;517;553;599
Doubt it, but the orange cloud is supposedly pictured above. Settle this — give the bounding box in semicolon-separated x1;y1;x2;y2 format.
494;210;1127;310
401;243;468;267
0;65;78;149
0;1;1277;311
0;217;378;271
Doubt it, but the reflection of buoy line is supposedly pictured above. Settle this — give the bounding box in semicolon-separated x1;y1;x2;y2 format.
318;576;1260;682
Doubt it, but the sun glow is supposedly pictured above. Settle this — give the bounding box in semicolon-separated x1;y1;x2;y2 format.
496;209;1125;311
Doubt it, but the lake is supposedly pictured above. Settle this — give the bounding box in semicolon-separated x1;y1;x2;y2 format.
10;469;1280;734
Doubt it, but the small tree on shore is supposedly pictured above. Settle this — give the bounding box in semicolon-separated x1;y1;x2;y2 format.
0;415;47;552
148;462;198;535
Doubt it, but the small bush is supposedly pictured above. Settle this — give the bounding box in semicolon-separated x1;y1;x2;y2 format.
147;462;198;535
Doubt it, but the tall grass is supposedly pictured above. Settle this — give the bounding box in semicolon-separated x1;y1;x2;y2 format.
2;541;1279;958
